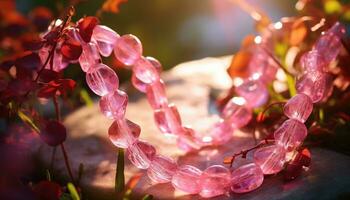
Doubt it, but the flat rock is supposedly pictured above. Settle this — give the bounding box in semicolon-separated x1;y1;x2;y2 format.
35;56;350;200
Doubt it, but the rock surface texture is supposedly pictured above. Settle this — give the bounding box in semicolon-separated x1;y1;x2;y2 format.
35;56;350;200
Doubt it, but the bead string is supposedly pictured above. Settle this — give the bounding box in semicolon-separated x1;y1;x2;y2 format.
41;18;345;198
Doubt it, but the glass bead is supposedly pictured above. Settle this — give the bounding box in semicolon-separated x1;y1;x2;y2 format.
283;93;313;123
147;155;177;183
79;42;101;72
235;79;269;108
146;80;168;109
86;63;119;96
230;163;264;193
127;140;156;169
199;165;230;198
114;34;142;66
274;119;307;151
171;165;202;194
133;57;160;84
222;98;252;128
154;104;182;135
296;72;327;103
99;90;128;119
108;119;140;148
92;25;119;57
254;145;286;175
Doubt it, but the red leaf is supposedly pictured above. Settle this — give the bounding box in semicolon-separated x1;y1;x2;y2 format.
37;84;57;98
29;7;53;32
40;120;66;146
33;181;62;200
77;16;99;43
60;37;82;60
39;69;60;83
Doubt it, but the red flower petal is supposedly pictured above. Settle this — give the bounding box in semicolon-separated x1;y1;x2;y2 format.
77;16;99;42
60;37;82;60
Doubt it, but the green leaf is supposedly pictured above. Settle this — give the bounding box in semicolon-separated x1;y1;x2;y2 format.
17;110;40;132
286;74;296;97
142;194;153;200
80;89;93;107
67;183;80;200
115;148;125;193
59;193;73;200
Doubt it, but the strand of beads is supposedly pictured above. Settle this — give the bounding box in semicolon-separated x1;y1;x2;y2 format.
110;32;280;151
50;17;345;198
253;22;345;176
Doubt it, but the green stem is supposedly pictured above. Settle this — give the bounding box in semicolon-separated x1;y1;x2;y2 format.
116;148;125;193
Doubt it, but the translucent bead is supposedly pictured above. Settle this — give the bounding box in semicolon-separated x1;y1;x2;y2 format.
86;63;119;96
176;127;201;151
283;93;313;123
314;32;342;64
147;155;177;183
328;22;346;38
235;79;268;108
79;42;101;72
321;73;334;101
99;90;128;119
171;165;202;194
200;165;230;198
145;56;162;73
300;50;327;72
248;47;278;83
222;98;252;128
108;119;140;148
296;72;327;103
127;140;156;169
154;104;182;135
230;163;264;193
133;57;160;84
274;119;307;151
146;80;168;109
254;145;286;175
40;46;68;72
132;73;147;93
209;121;234;145
92;25;119;57
114;34;142;66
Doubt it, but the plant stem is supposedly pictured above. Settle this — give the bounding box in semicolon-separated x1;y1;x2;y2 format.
61;143;75;184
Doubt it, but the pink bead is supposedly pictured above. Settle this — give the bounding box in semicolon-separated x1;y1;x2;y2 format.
248;47;278;83
79;42;101;72
328;22;346;39
296;72;327;103
200;165;230;198
146;56;162;73
300;50;327;72
131;73;147;93
154;104;182;135
146;80;168;109
114;34;142;66
274;119;307;151
108;119;140;148
321;73;334;101
92;25;119;57
133;57;160;84
171;165;202;194
127;140;156;169
99;90;128;119
283;93;313;123
314;32;342;64
230;163;264;193
235;79;268;108
40;46;68;72
176;127;201;151
209;121;234;145
222;98;252;128
254;145;286;175
147;155;177;183
86;63;119;96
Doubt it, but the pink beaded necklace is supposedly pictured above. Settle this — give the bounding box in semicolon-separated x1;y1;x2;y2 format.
41;16;345;198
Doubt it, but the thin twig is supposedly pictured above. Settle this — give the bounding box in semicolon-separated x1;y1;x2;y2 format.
60;143;75;184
